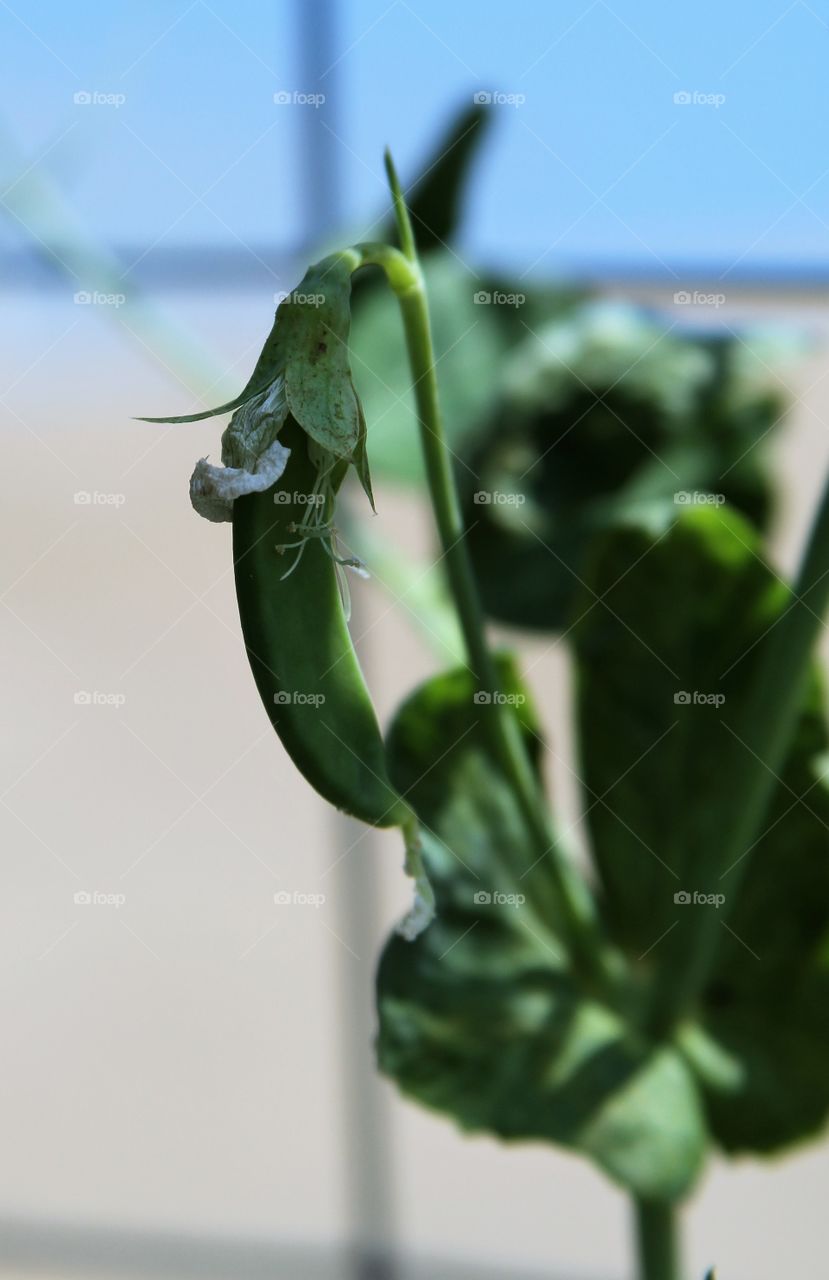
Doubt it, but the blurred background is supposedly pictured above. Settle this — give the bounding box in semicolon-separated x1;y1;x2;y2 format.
2;2;829;1277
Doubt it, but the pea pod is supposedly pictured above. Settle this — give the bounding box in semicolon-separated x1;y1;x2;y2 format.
233;416;406;828
142;237;434;933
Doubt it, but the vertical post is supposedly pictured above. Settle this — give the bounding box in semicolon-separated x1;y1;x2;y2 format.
295;4;399;1277
296;0;341;252
331;817;399;1280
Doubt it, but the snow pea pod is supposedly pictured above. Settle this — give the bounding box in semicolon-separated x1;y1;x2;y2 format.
233;416;407;828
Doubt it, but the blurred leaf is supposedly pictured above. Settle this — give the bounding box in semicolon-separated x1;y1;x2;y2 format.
350;99;490;318
400;102;491;253
573;505;781;953
460;303;786;631
352;254;505;483
699;676;829;1152
572;506;829;1153
376;661;707;1202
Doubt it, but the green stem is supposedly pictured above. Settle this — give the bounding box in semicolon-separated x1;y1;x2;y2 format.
647;469;829;1036
370;152;620;997
634;1198;680;1280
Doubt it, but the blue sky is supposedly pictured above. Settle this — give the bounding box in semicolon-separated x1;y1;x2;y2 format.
2;0;828;277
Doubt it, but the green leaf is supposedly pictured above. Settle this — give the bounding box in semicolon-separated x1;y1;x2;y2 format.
139;253;367;468
400;102;491;253
279;257;365;461
572;506;829;1153
573;505;782;953
461;304;784;631
698;676;829;1152
376;660;707;1202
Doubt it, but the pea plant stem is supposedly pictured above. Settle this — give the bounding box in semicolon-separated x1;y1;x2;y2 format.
647;466;829;1038
634;1198;680;1280
373;153;619;997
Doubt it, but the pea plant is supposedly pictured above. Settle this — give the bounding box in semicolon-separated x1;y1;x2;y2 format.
145;152;829;1280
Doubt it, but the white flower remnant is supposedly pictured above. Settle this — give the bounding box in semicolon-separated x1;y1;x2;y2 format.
189;379;291;523
190;439;291;523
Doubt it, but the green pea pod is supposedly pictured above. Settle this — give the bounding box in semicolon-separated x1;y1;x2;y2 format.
233;417;406;828
141;236;434;932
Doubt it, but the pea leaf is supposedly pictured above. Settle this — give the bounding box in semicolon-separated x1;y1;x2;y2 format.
573;505;783;953
460;305;784;631
376;660;707;1202
388;101;490;254
573;506;829;1153
699;676;829;1152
